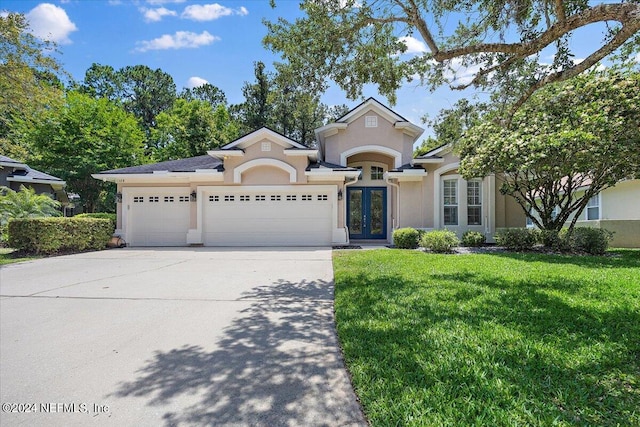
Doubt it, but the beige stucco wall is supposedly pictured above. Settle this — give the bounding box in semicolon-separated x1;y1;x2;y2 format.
324;110;414;166
601;179;640;220
398;181;425;228
222;138;309;184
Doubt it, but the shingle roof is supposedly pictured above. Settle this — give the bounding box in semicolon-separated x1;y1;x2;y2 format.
390;163;427;172
98;155;223;174
306;161;358;171
1;155;65;182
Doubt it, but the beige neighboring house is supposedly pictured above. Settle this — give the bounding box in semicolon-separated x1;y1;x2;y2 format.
93;98;529;247
526;180;640;248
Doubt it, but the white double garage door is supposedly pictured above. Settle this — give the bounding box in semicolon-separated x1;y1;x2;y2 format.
126;186;335;246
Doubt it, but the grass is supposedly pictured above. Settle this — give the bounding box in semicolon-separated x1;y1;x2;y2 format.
0;247;40;265
333;249;640;426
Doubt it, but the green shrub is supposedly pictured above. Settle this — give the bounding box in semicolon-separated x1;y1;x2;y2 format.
420;230;460;253
75;213;116;229
495;228;538;251
461;231;486;247
393;227;420;249
8;218;113;255
565;227;613;255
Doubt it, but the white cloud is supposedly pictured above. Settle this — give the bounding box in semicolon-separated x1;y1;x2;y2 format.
635;52;640;63
399;36;427;55
135;30;219;52
181;3;248;21
140;7;177;22
146;0;186;4
186;76;209;88
26;3;77;44
444;58;483;86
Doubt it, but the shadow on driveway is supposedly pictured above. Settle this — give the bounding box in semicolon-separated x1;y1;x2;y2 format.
112;278;366;426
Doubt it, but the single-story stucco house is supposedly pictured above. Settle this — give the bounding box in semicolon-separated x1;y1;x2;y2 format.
0;155;70;206
93;98;639;248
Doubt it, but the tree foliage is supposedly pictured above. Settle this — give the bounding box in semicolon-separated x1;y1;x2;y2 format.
25;91;146;213
80;63;176;139
458;69;640;232
179;83;227;109
0;13;65;159
264;1;640;114
152;100;238;161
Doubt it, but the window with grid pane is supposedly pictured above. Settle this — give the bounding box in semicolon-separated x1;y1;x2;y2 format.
443;179;458;225
371;166;384;180
467;181;482;225
586;194;600;220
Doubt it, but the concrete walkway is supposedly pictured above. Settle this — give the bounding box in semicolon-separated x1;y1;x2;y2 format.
0;248;367;426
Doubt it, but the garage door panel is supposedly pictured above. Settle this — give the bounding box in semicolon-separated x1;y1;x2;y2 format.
203;187;333;246
128;189;190;247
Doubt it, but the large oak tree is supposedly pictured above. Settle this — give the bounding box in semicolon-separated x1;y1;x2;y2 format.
264;1;640;113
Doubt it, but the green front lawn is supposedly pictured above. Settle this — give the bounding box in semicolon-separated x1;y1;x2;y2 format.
333;250;640;426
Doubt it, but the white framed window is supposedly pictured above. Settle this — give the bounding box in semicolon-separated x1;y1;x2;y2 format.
317;194;328;201
149;196;159;203
467;180;482;225
255;195;266;201
586;194;600;220
443;179;458;225
365;116;378;128
286;195;296;201
371;166;384;181
209;195;219;202
302;194;312;201
271;195;281;201
179;196;189;202
261;142;271;152
164;196;174;203
133;196;144;203
240;195;250;202
224;195;235;202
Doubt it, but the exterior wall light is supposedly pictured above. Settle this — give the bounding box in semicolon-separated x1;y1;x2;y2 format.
116;192;122;203
338;189;343;201
190;191;197;202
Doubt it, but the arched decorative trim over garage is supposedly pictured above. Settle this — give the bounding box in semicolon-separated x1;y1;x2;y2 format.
340;145;402;169
233;158;297;184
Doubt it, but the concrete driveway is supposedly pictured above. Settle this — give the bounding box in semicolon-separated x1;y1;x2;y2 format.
0;248;367;427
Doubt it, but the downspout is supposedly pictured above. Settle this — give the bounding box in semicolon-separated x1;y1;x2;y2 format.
385;176;400;231
343;175;359;244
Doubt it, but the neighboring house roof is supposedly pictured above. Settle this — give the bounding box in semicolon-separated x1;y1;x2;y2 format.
0;155;66;185
97;155;224;175
390;163;427;172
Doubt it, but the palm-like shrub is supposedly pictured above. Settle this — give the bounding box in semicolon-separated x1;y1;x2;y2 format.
0;185;61;243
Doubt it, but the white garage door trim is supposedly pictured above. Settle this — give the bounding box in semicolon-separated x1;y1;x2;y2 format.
196;185;338;246
122;187;191;246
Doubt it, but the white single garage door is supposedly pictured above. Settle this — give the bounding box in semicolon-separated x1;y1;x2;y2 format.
127;188;191;246
203;186;334;246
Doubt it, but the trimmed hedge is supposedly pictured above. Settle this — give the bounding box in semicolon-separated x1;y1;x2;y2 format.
461;230;486;247
564;227;613;255
495;228;538;251
75;213;116;229
420;230;459;253
393;227;420;249
8;218;113;254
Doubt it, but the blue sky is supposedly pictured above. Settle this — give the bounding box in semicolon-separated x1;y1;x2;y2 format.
1;1;626;142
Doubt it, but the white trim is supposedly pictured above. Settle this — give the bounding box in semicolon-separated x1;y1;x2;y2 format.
411;157;445;165
433;162;460;229
338;99;408;126
423;144;452;157
222;128;307;150
340;145;403;169
284;149;318;156
233;158;297;184
92;172;223;184
384;171;427;182
207;150;244;159
393;121;424;137
6;176;66;187
0;161;28;168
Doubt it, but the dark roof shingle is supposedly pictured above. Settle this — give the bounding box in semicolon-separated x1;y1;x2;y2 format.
98;155;223;174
